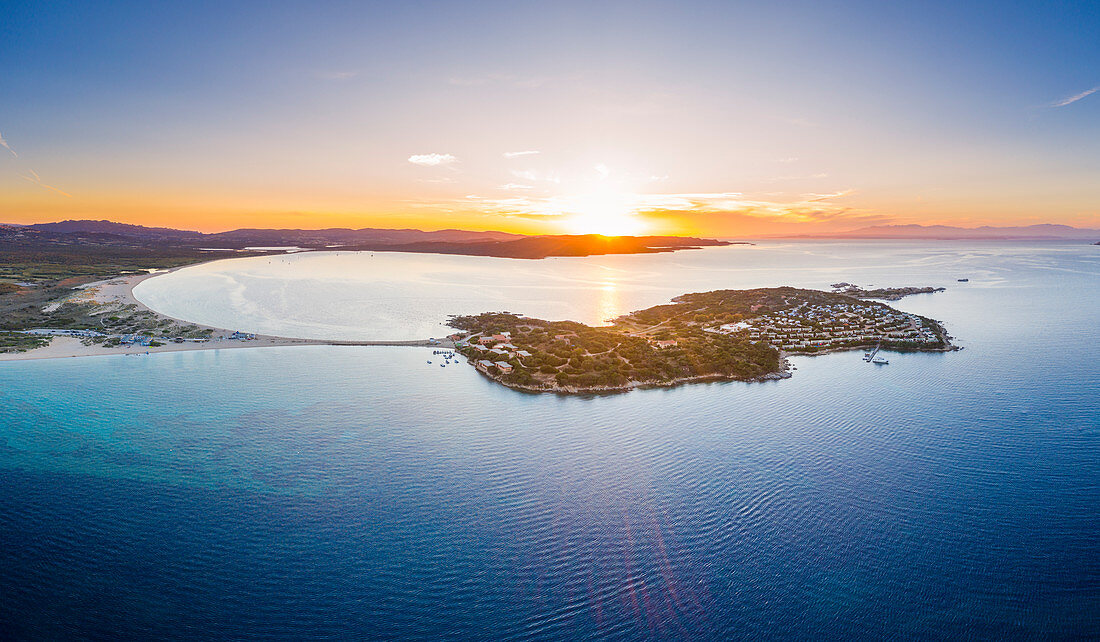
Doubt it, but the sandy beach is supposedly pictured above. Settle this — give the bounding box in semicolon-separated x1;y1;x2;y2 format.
0;334;327;362
1;265;446;362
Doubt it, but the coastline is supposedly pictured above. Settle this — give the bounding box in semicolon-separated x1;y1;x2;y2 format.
460;335;958;396
0;263;451;362
448;286;958;396
463;356;795;395
2;254;958;384
0;334;326;362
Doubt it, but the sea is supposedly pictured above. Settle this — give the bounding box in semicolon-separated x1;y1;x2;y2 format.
2;241;1097;639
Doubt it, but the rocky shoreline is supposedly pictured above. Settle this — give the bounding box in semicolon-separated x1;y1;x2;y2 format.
464;339;960;395
465;362;794;395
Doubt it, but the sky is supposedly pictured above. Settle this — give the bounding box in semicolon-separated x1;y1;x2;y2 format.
1;0;1098;236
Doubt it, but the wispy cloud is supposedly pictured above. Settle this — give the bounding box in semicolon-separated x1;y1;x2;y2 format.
503;150;540;158
420;187;870;229
498;183;534;190
20;168;71;197
804;189;854;202
2;130;70;196
0;130;17;158
408;153;457;167
1051;86;1100;107
510;169;560;184
635;191;879;227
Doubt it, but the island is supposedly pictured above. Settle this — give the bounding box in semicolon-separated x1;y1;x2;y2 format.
829;283;946;300
449;286;955;394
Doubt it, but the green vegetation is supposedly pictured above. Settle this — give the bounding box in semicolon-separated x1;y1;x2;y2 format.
0;241;228;342
830;284;946;300
450;286;953;394
0;331;50;354
450;311;782;393
0;247;212;284
0;294;216;337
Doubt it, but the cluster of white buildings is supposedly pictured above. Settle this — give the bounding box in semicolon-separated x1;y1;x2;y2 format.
455;330;534;375
459;331;532;360
20;328;105;338
476;359;513;374
716;301;941;350
19;327;211;347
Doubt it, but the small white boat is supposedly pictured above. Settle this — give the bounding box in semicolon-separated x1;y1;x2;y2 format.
872;356;889;364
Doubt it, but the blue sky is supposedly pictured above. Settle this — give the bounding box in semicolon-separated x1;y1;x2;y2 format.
1;0;1097;234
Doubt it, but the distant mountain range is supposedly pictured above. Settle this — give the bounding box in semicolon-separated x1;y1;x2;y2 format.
793;224;1100;240
14;220;522;245
0;220;732;259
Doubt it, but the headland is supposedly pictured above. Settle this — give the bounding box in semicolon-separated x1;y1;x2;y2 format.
449;286;956;394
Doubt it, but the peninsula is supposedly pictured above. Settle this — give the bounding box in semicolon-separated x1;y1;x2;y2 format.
0;268;447;361
1;220;734;260
829;283;946;300
0;220;736;358
449;286;955;394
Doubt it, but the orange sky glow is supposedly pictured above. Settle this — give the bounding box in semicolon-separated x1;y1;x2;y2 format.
2;3;1098;237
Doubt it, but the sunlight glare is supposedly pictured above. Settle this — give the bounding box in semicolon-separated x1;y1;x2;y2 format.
563;185;647;236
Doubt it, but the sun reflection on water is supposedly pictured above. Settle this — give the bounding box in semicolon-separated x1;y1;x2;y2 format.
596;279;622;325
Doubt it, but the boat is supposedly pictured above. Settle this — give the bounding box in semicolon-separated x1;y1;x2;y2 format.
872;356;889;364
427;360;431;364
957;278;969;282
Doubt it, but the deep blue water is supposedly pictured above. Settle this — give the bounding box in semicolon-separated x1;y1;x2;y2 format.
1;242;1098;639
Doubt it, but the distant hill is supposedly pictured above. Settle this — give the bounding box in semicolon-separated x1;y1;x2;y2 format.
23;220;520;246
28;219;204;241
3;220;730;259
796;224;1100;240
204;226;522;247
358;234;729;259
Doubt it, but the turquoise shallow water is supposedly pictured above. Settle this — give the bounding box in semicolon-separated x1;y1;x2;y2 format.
2;241;1099;638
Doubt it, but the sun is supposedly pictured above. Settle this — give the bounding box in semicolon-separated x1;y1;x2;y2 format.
562;187;647;236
